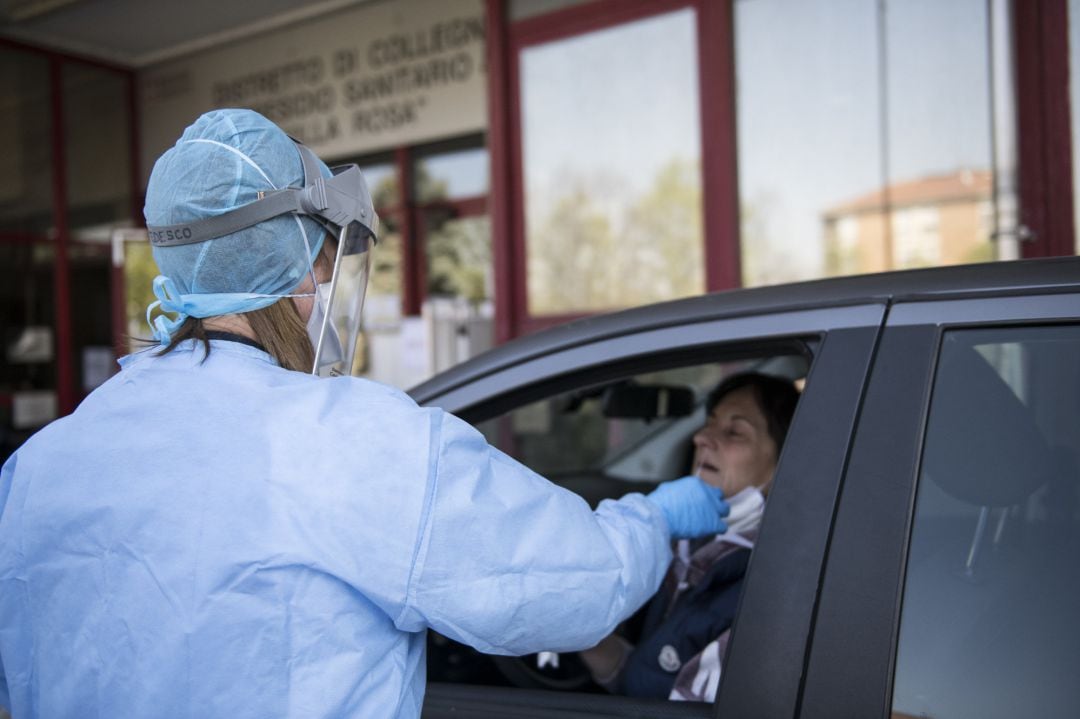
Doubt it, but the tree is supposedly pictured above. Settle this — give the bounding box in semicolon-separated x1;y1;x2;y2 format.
619;158;704;305
529;187;616;314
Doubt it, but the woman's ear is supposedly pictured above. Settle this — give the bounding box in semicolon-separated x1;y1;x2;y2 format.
316;236;338;275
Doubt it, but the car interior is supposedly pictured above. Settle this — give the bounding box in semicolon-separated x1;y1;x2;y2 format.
891;327;1080;718
426;349;810;697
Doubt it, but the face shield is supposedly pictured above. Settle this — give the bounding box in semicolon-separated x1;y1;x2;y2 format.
295;155;379;377
311;222;376;377
145;139;379;376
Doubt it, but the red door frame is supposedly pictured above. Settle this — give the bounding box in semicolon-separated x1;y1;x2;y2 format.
112;60;146;361
48;57;74;416
355;139;489;318
1015;0;1076;258
0;38;139;416
411;195;488;309
486;0;740;342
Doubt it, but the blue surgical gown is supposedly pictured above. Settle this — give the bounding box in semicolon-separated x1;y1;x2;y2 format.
0;340;670;718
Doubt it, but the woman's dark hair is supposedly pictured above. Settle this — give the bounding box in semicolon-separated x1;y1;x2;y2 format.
705;372;800;451
148;235;334;372
155;299;314;373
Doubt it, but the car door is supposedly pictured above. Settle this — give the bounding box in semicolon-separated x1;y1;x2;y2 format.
798;288;1080;719
417;300;886;719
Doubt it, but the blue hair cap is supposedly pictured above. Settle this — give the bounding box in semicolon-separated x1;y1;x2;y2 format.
144;109;329;304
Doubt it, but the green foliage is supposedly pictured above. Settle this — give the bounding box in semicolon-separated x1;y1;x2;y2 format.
369;226;402;297
964;240;995;264
528;157;704;314
426;216;491;302
413;160;450;205
123;242;160;341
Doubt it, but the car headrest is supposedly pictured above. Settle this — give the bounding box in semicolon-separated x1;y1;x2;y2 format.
922;342;1052;507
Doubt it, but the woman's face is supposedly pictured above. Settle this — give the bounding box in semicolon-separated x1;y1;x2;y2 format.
691;386;779;496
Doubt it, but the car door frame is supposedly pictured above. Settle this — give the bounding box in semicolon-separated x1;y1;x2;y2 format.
797;289;1080;719
418;301;887;719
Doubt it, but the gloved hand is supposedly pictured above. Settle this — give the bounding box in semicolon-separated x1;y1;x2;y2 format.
646;475;730;539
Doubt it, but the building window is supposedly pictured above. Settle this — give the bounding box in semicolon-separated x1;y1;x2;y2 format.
356;155;403;334
736;0;1005;286
516;6;704;317
339;135;491;387
0;48;52;235
0;45;137;461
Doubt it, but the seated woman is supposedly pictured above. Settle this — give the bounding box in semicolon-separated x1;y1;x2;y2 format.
580;372;800;702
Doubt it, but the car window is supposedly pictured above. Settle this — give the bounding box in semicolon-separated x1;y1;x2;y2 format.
476;363;733;487
428;352;808;699
892;325;1080;718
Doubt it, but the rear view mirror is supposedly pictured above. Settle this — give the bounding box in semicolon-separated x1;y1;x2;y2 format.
601;381;695;420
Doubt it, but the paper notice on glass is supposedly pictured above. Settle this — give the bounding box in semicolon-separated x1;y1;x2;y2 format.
13;390;57;429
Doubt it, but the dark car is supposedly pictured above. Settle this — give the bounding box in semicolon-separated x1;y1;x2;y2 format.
410;257;1080;719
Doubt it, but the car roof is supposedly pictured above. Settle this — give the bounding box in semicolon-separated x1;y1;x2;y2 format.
410;256;1080;403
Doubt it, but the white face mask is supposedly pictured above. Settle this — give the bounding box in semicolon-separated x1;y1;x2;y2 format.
722;485;766;536
307;282;344;372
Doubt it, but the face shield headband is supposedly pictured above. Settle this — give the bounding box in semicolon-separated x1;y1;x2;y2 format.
145;139;379;376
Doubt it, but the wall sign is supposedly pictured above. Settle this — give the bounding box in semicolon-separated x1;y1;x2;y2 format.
139;0;486;181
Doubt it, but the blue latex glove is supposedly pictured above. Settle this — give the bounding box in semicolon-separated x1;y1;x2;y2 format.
646;476;730;539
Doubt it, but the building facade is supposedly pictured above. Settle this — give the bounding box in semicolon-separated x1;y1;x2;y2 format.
0;0;1076;458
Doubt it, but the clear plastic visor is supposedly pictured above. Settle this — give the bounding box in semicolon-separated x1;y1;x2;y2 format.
312;226;373;377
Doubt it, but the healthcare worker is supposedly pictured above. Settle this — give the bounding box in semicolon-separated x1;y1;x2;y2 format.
0;109;729;719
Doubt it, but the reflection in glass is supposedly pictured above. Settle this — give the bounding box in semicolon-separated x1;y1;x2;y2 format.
822;171;992;274
736;0;881;285
737;0;1003;285
423;213;493;377
893;326;1080;718
0;244;54;369
358;214;403;383
520;9;704;315
0;48;52;235
0;243;57;463
62;63;131;395
415;147;488;203
123;239;159;347
357;162;397;210
883;0;994;268
425;215;491;302
366;213;402;322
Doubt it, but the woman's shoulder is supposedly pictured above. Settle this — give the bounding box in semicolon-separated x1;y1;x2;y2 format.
281;374;446;437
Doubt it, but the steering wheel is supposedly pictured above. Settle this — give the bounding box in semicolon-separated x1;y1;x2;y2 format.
491;651;596;691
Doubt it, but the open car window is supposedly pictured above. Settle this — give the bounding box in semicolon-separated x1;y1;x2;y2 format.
427;350;809;699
